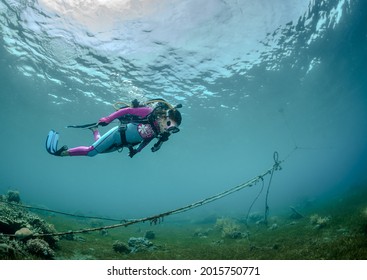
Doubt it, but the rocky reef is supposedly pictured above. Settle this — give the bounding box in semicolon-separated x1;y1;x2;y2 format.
215;217;246;239
310;214;331;229
112;240;130;254
112;237;158;254
0;190;58;259
111;230;159;255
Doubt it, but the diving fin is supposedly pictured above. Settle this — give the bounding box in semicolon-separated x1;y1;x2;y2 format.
45;130;68;156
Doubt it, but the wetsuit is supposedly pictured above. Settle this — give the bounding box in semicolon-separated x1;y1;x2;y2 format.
67;107;158;157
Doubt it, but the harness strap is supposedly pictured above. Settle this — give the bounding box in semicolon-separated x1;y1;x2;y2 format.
119;124;138;155
119;124;129;146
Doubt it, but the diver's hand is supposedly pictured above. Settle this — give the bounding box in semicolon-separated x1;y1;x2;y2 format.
98;117;109;126
129;148;137;158
151;140;163;152
159;132;170;141
151;145;160;152
98;121;108;127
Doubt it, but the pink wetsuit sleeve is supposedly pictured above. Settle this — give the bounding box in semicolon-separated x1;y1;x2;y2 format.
99;107;153;124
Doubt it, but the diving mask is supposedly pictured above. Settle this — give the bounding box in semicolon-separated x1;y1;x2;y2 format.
165;119;180;134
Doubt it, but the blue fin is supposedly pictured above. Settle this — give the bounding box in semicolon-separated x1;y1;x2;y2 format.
46;130;68;156
46;130;59;154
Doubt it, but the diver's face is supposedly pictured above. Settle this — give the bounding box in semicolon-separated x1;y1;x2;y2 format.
165;118;177;130
158;117;179;133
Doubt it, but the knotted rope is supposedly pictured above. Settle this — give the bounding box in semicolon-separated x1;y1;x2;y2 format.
2;152;282;238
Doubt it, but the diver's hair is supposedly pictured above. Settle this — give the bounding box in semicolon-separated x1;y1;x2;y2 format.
168;109;182;126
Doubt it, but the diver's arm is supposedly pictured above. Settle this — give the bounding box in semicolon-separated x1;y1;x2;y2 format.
151;140;163;152
98;107;153;126
151;132;170;152
129;138;153;158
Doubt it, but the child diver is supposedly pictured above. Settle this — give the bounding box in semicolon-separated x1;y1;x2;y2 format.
46;99;182;158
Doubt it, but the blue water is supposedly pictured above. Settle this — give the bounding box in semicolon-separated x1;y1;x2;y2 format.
0;0;366;220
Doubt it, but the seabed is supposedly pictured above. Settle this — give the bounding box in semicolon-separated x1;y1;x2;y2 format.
1;186;367;260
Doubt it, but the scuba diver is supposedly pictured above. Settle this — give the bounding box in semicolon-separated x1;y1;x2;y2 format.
46;99;182;158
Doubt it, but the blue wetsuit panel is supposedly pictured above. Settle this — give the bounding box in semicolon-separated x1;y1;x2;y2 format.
91;126;122;155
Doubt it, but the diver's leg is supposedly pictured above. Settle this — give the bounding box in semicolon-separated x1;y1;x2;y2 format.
93;130;101;141
91;126;121;154
65;146;95;156
64;128;102;156
90;127;101;141
58;126;120;157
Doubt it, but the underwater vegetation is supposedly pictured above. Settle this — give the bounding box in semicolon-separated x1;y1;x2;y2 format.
1;187;367;260
0;191;58;259
214;217;246;239
310;214;331;229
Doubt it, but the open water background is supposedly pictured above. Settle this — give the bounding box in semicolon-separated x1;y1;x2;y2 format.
0;0;366;220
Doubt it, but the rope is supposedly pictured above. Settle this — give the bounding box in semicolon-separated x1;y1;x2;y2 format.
245;176;264;225
263;151;281;224
0;201;124;222
2;152;282;238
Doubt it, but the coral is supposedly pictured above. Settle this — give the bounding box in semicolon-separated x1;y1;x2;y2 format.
0;239;27;259
0;190;59;259
310;214;331;229
128;237;156;253
6;190;21;203
28;214;59;247
15;227;33;240
0;205;24;234
112;240;130;254
26;238;55;259
0;192;58;245
112;236;162;257
215;217;243;239
0;242;18;259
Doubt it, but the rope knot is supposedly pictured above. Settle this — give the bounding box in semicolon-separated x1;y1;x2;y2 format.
273;151;282;171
